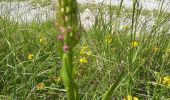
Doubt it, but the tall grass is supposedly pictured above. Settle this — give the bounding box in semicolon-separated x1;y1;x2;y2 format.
0;0;170;99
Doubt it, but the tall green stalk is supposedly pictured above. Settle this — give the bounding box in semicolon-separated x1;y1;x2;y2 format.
56;0;80;100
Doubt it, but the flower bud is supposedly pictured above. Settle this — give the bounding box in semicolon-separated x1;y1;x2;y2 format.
67;26;72;32
66;6;70;14
59;26;65;33
61;8;64;13
63;44;69;52
58;34;64;41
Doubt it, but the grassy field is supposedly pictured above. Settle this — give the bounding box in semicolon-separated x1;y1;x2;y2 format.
0;0;170;100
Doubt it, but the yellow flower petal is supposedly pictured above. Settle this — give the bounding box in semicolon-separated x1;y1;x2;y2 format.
162;76;170;85
167;81;170;87
131;41;138;48
36;83;45;90
127;95;139;100
39;37;47;45
80;45;92;56
133;97;139;100
153;47;158;53
127;95;133;100
39;38;43;43
79;57;88;64
123;25;129;30
28;53;34;60
166;48;170;53
105;35;112;44
54;76;61;82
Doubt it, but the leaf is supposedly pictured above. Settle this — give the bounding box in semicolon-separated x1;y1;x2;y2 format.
101;70;125;100
132;46;140;64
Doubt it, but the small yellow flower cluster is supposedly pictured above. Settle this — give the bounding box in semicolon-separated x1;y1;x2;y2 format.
79;57;88;64
152;48;170;53
123;25;129;30
54;76;61;82
131;41;138;48
36;83;45;90
153;47;158;53
79;45;92;64
127;95;139;100
166;48;170;53
28;53;34;60
161;76;170;87
80;45;92;56
39;36;47;45
105;34;112;44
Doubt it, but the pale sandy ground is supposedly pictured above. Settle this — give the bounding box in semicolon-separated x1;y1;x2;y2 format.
0;0;169;33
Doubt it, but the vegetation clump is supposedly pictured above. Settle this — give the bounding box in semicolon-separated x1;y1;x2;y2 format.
0;0;170;99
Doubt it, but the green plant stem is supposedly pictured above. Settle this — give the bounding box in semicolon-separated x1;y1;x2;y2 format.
61;50;79;100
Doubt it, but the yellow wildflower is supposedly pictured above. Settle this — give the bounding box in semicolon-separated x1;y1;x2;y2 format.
166;48;170;53
133;97;139;100
127;95;139;100
123;25;129;30
39;37;47;45
39;38;43;43
28;53;34;60
79;57;87;64
80;46;88;55
105;34;112;44
80;45;92;55
131;41;138;48
167;81;170;87
162;76;170;85
153;47;158;53
158;75;170;87
163;76;170;83
127;95;133;100
36;83;45;90
54;76;61;82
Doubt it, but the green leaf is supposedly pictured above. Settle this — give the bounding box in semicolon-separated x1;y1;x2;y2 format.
101;70;125;100
132;46;140;64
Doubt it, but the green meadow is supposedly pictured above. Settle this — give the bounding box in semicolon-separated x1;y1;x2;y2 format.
0;0;170;99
